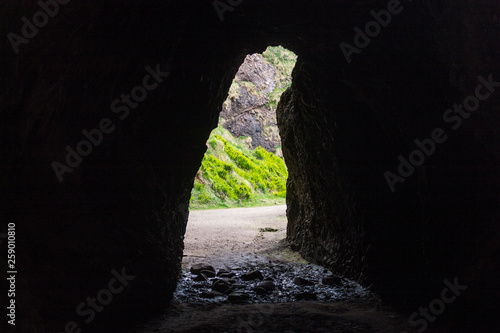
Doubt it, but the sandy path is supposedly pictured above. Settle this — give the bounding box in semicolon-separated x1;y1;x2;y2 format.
182;205;287;268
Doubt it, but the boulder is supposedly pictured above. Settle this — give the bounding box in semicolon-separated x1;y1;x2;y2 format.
241;270;264;281
294;277;315;286
322;275;343;286
212;279;232;294
190;264;215;275
228;292;250;302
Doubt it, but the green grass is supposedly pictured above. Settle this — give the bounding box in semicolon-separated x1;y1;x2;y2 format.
190;125;288;210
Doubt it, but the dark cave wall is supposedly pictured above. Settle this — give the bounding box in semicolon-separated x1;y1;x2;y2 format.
0;2;239;331
0;0;498;331
278;55;430;302
278;0;500;312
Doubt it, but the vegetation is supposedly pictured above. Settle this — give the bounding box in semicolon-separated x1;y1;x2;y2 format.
262;45;298;111
190;125;288;210
259;227;279;232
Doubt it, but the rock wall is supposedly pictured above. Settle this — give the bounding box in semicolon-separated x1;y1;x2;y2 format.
277;0;500;317
220;53;281;152
0;0;498;331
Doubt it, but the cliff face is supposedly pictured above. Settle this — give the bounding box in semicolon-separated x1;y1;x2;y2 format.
220;49;295;152
0;0;499;331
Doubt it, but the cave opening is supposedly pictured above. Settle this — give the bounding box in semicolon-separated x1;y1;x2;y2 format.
188;45;295;211
178;46;336;304
176;46;373;316
184;45;296;269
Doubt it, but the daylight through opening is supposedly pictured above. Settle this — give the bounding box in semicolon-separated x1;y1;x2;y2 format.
189;45;296;210
183;46;297;273
176;47;369;307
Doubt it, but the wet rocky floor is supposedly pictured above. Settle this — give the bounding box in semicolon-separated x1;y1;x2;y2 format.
175;257;372;305
132;253;414;332
133;210;414;332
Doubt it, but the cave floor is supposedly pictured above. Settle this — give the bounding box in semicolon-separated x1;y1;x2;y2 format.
181;204;290;269
134;206;414;332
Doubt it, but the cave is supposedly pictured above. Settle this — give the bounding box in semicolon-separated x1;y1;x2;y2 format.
1;0;499;332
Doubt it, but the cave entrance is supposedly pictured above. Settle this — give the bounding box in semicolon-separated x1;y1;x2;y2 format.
167;46;389;331
184;46;297;272
176;47;368;307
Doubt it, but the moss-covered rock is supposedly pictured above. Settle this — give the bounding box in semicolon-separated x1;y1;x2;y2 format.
220;47;297;152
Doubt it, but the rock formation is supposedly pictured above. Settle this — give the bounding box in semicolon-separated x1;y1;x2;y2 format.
220;52;282;152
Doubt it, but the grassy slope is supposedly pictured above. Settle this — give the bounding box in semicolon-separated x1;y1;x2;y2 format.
189;125;288;210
